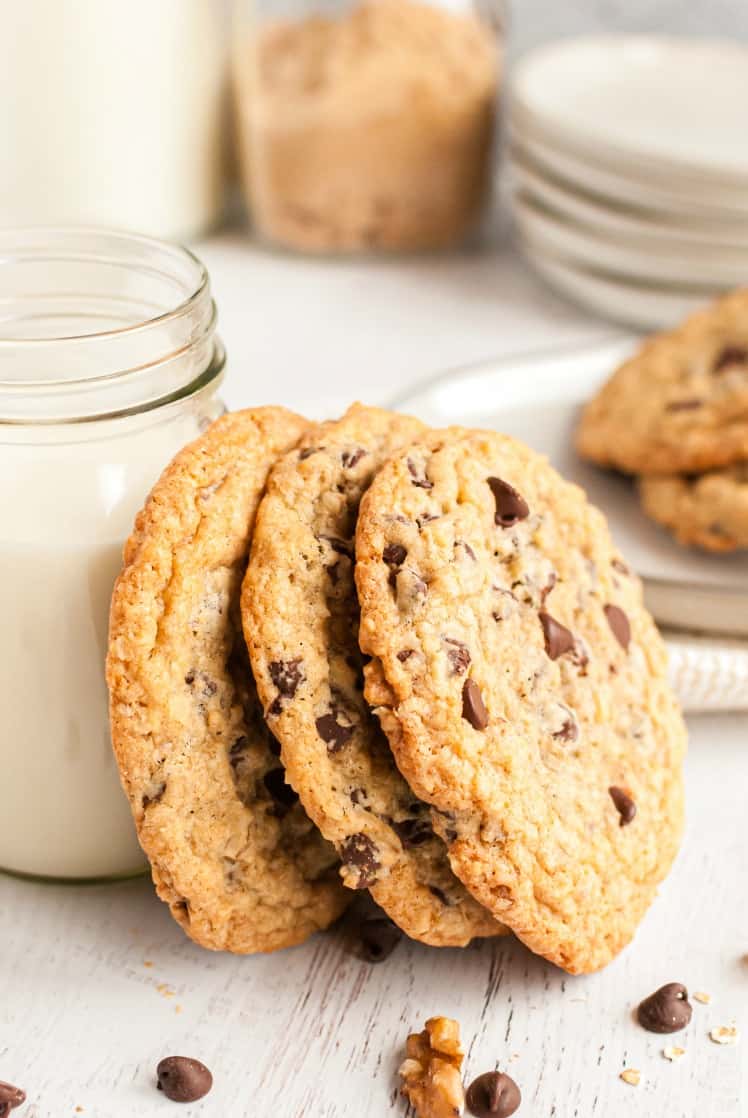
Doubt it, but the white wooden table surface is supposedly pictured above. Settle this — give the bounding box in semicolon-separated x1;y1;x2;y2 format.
2;237;745;1118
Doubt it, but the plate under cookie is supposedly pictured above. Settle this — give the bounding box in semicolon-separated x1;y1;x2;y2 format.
391;337;748;637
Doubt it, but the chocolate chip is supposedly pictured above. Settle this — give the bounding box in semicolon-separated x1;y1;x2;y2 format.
488;477;530;527
665;398;704;412
553;716;578;743
321;535;353;557
142;782;166;809
316;713;354;753
445;638;471;675
0;1082;26;1115
407;458;433;488
359;916;401;962
713;345;748;372
157;1057;212;1103
609;785;636;826
340;833;380;888
462;678;488;730
417;513;439;529
466;1071;521;1118
539;611;575;660
397;649;414;662
341;447;367;469
269;658;304;699
263;767;298;815
637;983;693;1034
383;543;407;568
392;817;433;848
604;604;631;650
299;446;318;460
184;670;217;696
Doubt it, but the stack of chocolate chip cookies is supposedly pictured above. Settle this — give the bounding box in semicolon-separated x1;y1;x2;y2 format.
577;288;748;552
107;403;686;975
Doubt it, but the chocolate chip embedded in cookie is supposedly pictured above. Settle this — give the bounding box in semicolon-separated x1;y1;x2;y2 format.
355;427;686;974
107;408;348;954
243;404;506;947
577;289;748;474
639;463;748;552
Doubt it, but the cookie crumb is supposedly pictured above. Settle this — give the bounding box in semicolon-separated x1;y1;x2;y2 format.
663;1046;686;1061
143;960;154;968
619;1068;641;1086
156;983;176;998
400;1016;465;1118
693;991;711;1005
709;1025;739;1045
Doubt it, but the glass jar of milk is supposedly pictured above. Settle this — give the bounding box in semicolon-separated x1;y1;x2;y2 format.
0;229;226;880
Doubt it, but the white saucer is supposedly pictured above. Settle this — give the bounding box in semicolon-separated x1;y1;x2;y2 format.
519;247;714;331
510;156;748;252
511;36;748;184
391;338;747;636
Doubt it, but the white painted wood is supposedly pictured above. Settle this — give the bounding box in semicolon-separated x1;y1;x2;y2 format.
1;238;744;1117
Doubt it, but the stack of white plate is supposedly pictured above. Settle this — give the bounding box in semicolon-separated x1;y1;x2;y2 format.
507;36;748;329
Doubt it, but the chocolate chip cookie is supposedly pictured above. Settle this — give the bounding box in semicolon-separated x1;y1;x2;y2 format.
107;408;348;954
576;289;748;474
242;405;505;946
355;428;686;973
640;463;748;552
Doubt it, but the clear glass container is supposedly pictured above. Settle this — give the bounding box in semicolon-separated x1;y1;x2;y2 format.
0;229;226;881
232;0;505;253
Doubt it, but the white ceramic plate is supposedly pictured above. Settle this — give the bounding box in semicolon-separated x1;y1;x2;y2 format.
511;36;748;183
391;338;748;636
510;156;748;251
520;245;715;331
510;131;748;222
514;193;748;288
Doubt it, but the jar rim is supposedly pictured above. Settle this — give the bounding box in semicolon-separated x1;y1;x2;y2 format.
0;227;222;422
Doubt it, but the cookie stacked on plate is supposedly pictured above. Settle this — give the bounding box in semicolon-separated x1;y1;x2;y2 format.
107;403;685;974
577;288;748;552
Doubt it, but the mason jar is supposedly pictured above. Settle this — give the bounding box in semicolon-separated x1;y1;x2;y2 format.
232;0;506;253
0;228;226;880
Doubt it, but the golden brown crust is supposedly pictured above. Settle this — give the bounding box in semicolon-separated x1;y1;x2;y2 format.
242;404;505;945
355;427;686;973
576;289;748;475
107;408;348;954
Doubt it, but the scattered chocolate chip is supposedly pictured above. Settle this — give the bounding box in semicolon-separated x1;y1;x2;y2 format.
156;1057;213;1103
383;543;407;568
637;983;693;1034
466;1071;521;1118
298;446;318;460
604;604;631;651
142;782;166;809
392;817;433;848
407;458;433;488
184;670;217;696
0;1082;25;1115
609;785;636;826
417;513;439;529
553;716;578;743
262;767;299;815
341;447;367;469
462;679;488;730
340;833;380;888
665;398;704;412
269;658;304;699
487;477;529;527
321;535;353;557
397;649;414;662
184;670;195;685
359;916;402;962
539;611;575;660
316;713;355;753
713;345;748;372
445;638;471;675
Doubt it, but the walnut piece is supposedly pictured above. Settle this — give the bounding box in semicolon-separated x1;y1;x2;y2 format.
399;1016;465;1118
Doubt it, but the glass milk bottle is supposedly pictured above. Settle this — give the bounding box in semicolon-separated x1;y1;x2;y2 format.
0;229;226;880
232;0;506;253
